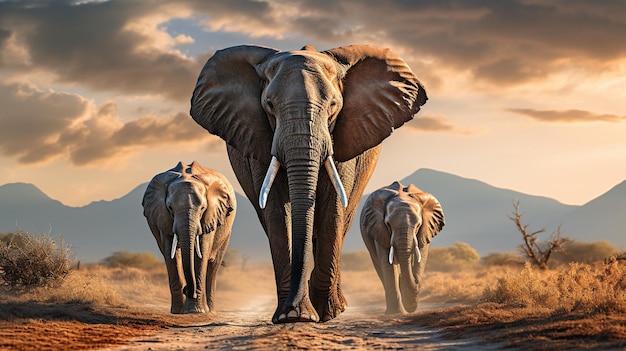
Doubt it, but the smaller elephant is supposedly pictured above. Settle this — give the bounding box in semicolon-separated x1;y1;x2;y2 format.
142;161;236;314
360;181;445;314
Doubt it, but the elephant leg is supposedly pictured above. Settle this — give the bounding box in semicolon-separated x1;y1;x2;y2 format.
375;242;405;314
362;230;385;284
258;172;294;323
205;259;218;312
226;146;294;322
204;244;225;313
308;147;380;321
309;180;348;322
310;250;346;322
153;227;185;313
183;250;210;313
165;255;186;314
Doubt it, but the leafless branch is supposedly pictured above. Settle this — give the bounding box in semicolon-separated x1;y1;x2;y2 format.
509;200;571;269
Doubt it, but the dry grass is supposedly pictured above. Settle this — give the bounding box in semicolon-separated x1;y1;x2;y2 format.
0;231;72;288
1;247;625;350
408;260;626;350
483;261;626;314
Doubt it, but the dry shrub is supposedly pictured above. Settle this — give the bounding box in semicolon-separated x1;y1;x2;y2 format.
78;264;169;308
0;231;71;288
101;251;162;271
551;240;619;266
482;261;626;314
481;252;525;267
427;241;480;272
21;270;123;306
419;267;511;305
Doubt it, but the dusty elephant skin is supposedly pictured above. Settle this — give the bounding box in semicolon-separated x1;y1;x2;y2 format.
142;161;236;314
360;181;445;314
190;44;427;323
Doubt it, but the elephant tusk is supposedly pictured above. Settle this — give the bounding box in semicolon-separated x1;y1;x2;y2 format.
389;245;394;265
170;234;178;260
259;156;280;209
414;236;422;263
196;236;203;259
325;156;348;208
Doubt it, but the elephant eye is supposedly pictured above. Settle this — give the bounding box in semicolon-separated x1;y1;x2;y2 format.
265;98;274;110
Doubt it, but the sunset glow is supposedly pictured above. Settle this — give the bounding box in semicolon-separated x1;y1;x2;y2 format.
1;0;625;206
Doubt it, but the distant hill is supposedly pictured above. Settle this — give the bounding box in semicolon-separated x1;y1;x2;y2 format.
549;180;626;247
0;169;624;263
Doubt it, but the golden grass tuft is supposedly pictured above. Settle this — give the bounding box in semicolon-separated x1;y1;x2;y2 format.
482;261;626;314
25;270;123;306
0;231;71;288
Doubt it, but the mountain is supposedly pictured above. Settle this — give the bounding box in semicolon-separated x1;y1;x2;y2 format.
549;180;626;246
0;169;623;263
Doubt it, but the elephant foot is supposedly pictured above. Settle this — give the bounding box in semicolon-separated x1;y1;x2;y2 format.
310;284;347;322
183;298;209;314
170;306;185;314
170;296;185;314
384;307;407;315
273;301;319;324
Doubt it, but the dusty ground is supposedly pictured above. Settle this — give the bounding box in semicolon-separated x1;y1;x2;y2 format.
1;263;625;350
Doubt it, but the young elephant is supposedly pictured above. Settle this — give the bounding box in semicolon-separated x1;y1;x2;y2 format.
360;181;445;314
142;161;236;314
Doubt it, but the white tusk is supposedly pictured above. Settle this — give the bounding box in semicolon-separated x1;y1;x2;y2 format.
325;156;348;208
196;236;203;259
259;156;280;209
414;236;422;263
170;234;178;260
389;246;394;265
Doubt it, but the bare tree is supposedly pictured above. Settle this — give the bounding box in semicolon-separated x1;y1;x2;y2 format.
605;252;626;265
509;200;571;269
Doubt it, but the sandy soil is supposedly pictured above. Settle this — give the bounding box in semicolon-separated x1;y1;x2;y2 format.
2;263;625;350
98;303;494;351
0;265;493;351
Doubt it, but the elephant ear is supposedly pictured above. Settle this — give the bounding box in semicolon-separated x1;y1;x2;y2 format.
191;162;235;234
142;163;184;240
361;187;397;239
324;45;428;162
190;45;279;164
405;184;445;247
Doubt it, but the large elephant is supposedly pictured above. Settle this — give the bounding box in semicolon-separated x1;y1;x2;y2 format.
142;161;236;314
190;44;427;323
360;181;445;314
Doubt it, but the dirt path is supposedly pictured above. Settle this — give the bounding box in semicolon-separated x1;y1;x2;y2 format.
99;299;498;351
89;267;505;350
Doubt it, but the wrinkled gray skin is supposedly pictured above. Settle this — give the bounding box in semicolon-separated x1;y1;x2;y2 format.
190;44;427;323
360;182;445;314
142;161;236;314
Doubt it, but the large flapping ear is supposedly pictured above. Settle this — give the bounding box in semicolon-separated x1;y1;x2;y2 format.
190;162;236;234
142;163;184;240
360;187;398;239
323;45;427;162
190;45;279;164
404;184;445;247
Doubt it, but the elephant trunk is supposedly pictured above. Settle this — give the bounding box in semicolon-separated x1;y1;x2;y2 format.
285;155;320;304
178;215;198;300
396;237;420;313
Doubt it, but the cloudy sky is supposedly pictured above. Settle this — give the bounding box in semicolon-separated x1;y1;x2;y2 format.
1;0;625;207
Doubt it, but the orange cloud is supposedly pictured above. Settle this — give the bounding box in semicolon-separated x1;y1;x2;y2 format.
404;114;473;135
0;82;214;166
508;108;626;123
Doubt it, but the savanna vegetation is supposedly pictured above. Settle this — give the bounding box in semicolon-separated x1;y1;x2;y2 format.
1;230;625;350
